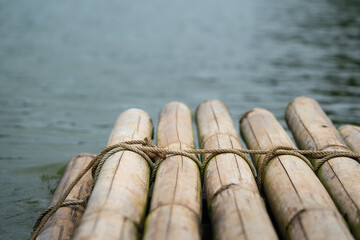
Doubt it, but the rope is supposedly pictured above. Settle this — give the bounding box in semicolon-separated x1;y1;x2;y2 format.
30;138;159;240
313;152;360;172
255;146;313;193
33;197;89;232
30;137;360;240
200;151;256;180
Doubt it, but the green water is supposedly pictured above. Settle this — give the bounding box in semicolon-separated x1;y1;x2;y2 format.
0;0;359;238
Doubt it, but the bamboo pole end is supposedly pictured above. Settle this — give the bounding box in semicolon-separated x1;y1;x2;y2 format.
195;99;226;117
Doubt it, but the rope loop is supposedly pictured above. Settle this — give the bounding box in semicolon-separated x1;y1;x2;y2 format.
30;138;157;240
33;198;88;232
313;151;360;173
200;151;256;182
256;146;314;193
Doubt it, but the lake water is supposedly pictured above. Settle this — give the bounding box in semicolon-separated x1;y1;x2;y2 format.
0;0;359;238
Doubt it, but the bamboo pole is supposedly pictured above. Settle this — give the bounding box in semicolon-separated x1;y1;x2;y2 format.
36;153;94;240
196;100;278;240
73;109;153;240
143;102;201;240
339;125;360;153
286;96;360;238
240;108;353;240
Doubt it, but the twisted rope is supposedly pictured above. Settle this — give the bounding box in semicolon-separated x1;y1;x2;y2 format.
201;151;256;180
30;137;360;240
30;138;159;240
255;146;313;193
33;197;89;232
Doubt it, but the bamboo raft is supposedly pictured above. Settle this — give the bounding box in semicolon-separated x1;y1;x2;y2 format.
33;97;360;240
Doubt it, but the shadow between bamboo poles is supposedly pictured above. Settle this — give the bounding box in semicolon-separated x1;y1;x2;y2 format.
143;102;201;240
286;96;360;239
36;153;94;240
240;108;353;240
73;109;153;240
196;100;278;240
339;125;360;153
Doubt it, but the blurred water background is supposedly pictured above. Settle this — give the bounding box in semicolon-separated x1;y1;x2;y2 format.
0;0;359;238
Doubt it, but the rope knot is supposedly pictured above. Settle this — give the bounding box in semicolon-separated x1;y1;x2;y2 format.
142;137;152;146
141;137;167;161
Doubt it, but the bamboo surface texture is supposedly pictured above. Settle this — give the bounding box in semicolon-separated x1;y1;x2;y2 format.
196;100;278;240
37;153;94;240
73;109;153;240
339;125;360;153
143;102;201;240
286;96;360;238
240;108;353;240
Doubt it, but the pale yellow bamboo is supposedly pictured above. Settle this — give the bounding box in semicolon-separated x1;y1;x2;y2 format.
339;125;360;153
196;100;278;240
36;153;94;240
73;109;153;240
240;108;353;240
286;96;360;238
143;102;201;240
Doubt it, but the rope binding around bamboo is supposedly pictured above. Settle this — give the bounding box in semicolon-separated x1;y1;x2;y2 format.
30;137;360;240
